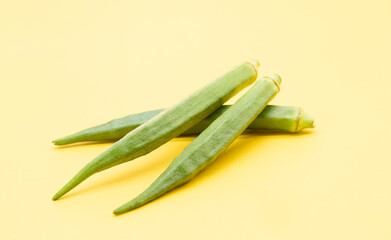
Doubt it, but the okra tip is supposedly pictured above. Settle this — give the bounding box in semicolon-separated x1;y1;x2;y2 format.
52;193;61;201
52;134;82;145
113;208;124;215
113;199;144;215
52;164;97;200
53;186;71;200
52;137;70;146
113;205;131;215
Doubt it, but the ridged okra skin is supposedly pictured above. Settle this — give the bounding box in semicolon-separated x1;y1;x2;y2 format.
113;75;281;215
53;61;259;200
52;105;313;145
185;105;313;134
52;110;164;145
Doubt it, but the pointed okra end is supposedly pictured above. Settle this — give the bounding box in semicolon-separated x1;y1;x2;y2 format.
113;195;152;215
296;109;315;132
52;128;94;145
52;134;81;145
52;162;98;200
52;191;64;201
113;207;126;215
52;138;68;146
52;181;77;200
113;202;136;215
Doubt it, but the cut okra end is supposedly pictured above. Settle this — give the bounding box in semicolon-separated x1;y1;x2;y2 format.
249;60;260;69
268;74;282;86
297;109;315;132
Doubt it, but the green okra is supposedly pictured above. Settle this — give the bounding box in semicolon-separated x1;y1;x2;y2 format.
113;74;282;215
52;105;314;145
53;61;259;200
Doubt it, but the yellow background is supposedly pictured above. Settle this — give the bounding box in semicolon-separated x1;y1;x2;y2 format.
1;0;390;239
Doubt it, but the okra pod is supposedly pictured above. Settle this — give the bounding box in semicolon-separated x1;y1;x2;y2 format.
113;75;282;214
53;61;259;200
52;105;314;145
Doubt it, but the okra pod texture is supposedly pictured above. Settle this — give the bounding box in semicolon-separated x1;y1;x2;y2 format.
113;75;281;214
184;105;313;134
53;61;259;200
52;105;314;145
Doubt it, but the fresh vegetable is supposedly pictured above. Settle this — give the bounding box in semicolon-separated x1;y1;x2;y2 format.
113;74;281;214
53;61;260;200
52;105;314;145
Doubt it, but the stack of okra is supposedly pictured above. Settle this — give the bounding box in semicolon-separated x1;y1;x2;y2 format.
52;60;314;215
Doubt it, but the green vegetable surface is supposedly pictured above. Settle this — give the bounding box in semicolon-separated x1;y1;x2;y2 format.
53;61;259;200
113;74;281;214
52;105;314;145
